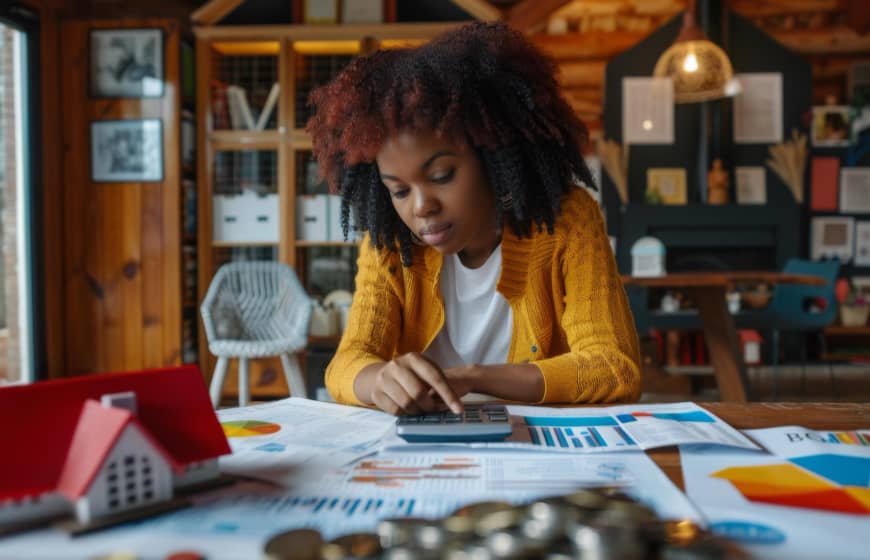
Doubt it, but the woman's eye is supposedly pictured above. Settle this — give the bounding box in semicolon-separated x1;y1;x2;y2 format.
431;170;455;184
391;189;409;199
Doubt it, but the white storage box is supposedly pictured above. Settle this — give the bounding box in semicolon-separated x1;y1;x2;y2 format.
212;190;279;243
296;194;329;242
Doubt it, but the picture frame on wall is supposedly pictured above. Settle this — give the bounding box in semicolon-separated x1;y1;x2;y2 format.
342;0;384;23
90;28;164;98
855;222;870;266
304;0;339;24
735;166;767;204
646;168;687;205
840;167;870;213
811;216;854;262
811;105;851;147
91;119;163;182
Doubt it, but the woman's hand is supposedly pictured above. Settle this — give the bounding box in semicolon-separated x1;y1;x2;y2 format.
355;353;465;416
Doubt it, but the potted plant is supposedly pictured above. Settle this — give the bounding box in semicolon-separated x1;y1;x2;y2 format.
835;278;870;327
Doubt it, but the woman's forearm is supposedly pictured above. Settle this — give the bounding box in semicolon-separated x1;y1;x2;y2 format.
462;363;544;403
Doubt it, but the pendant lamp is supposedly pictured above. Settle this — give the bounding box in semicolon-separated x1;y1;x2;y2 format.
653;0;734;103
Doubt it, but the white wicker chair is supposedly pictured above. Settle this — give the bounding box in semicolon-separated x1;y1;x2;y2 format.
201;261;314;407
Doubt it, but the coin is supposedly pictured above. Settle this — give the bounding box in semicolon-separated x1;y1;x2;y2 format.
414;521;448;550
569;521;647;560
377;517;428;548
443;514;477;540
263;528;323;560
476;508;524;536
561;488;608;512
451;501;514;521
326;532;382;557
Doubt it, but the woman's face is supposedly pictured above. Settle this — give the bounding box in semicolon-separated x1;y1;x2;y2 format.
376;130;500;267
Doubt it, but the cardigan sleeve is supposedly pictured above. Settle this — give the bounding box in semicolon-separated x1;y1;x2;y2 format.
532;190;642;403
324;237;403;406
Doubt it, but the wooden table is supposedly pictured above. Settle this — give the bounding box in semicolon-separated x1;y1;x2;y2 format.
623;272;827;403
647;401;870;490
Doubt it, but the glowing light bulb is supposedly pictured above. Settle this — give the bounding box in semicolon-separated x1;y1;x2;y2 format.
642;119;653;131
683;51;699;73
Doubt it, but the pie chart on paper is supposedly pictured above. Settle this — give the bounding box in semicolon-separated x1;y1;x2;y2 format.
221;420;281;438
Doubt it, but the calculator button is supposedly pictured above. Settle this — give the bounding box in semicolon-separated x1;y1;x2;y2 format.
422;416;443;423
397;417;420;424
465;417;482;423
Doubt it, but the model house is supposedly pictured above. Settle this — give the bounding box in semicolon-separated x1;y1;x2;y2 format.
0;366;231;531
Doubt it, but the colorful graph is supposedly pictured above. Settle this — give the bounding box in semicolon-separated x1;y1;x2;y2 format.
713;454;870;515
821;431;870;446
348;457;481;487
616;410;715;423
221;420;281;438
523;416;636;449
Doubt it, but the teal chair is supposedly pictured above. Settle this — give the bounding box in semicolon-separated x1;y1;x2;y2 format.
754;259;840;399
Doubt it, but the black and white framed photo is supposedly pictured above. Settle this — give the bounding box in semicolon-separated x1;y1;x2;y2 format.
91;119;163;182
90;28;164;98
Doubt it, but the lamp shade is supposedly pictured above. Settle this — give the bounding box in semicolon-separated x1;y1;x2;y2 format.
653;9;734;104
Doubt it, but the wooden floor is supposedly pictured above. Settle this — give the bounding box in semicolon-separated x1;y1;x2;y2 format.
642;364;870;403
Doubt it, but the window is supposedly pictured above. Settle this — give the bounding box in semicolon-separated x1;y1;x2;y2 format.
0;3;41;384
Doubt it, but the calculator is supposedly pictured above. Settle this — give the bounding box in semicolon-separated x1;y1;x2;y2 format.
395;404;513;443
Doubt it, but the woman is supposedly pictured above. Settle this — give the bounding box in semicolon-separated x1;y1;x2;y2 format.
307;22;640;415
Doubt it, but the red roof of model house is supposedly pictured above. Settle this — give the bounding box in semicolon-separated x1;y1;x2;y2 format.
55;400;183;500
0;366;231;501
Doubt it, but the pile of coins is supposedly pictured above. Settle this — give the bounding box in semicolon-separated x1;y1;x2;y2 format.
263;488;744;559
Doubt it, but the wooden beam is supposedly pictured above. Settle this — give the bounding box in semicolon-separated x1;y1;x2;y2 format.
554;0;686;19
191;0;244;26
508;0;572;32
846;0;870;35
811;56;870;79
557;60;606;88
448;0;503;21
728;0;845;18
769;26;870;54
533;30;648;60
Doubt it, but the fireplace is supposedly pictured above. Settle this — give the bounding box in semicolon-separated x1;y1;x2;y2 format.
615;204;801;332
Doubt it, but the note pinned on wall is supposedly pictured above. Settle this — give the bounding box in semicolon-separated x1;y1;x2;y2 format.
733;73;783;144
622;77;674;144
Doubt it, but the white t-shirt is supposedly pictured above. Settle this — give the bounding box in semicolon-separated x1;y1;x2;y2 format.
423;245;513;368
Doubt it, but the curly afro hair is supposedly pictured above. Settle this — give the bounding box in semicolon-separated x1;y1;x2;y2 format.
306;21;595;266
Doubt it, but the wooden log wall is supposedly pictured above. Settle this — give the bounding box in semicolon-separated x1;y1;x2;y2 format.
60;19;183;375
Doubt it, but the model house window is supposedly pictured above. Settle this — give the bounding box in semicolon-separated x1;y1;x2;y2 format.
0;4;40;385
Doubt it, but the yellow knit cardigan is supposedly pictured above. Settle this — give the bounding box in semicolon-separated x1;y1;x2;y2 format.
325;188;641;405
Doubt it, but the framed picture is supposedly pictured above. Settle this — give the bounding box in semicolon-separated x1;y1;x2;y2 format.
840;168;870;213
90;28;164;98
735;166;766;204
646;168;687;205
91;119;163;182
856;222;870;266
304;0;339;24
811;105;850;147
342;0;384;23
811;216;854;262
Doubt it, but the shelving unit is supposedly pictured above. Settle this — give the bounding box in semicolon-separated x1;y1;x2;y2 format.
193;23;459;399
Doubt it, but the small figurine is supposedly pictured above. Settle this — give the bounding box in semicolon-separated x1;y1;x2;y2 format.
707;158;729;204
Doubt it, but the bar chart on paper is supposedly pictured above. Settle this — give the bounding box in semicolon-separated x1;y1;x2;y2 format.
522;416;637;450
